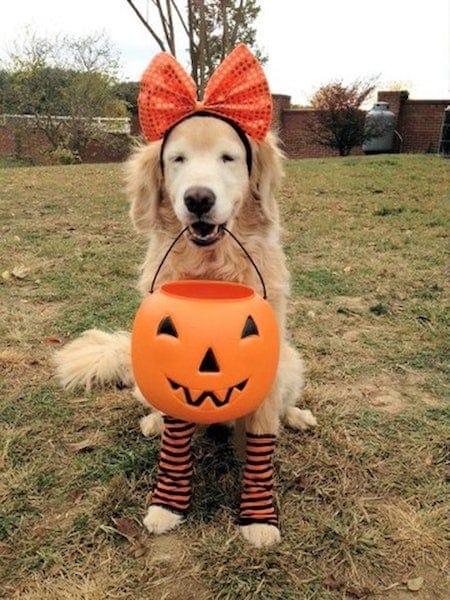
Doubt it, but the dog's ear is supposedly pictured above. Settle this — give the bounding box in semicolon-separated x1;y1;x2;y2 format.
125;141;163;232
249;132;284;223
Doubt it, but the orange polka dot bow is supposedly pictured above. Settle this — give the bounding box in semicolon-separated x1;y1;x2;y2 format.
138;44;272;142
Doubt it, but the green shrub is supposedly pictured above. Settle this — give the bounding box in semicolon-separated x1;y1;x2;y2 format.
49;146;81;165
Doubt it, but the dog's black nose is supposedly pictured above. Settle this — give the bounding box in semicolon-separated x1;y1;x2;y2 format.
184;186;216;217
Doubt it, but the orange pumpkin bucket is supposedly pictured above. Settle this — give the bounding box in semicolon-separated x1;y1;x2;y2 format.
131;279;279;424
131;228;280;424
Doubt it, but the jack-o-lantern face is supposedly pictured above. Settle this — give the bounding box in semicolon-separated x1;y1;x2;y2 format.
131;280;280;424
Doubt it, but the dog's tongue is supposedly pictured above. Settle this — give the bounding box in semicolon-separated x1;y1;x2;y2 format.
191;222;216;237
188;222;225;246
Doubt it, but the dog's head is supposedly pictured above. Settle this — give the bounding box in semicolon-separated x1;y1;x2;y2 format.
126;115;283;246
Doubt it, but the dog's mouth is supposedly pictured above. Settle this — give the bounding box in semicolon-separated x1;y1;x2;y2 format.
187;222;226;246
168;378;248;407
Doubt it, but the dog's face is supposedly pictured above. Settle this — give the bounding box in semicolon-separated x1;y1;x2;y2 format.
161;116;250;246
127;116;283;246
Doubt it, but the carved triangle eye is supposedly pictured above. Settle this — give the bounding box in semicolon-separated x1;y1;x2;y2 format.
241;315;259;338
157;316;178;337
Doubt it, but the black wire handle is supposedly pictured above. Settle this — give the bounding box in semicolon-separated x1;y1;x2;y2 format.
222;226;267;299
150;226;189;294
150;226;268;299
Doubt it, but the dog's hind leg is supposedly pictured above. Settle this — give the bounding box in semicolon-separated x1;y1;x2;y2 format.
139;413;164;437
279;343;317;430
284;406;318;430
133;386;165;437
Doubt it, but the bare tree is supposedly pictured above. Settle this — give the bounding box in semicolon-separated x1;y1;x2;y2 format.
125;0;264;93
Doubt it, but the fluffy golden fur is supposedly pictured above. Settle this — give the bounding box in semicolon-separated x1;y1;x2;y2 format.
55;116;316;547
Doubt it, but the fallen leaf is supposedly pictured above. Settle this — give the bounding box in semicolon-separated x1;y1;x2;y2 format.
12;266;29;279
66;437;101;453
1;270;11;281
68;488;85;504
424;454;433;466
0;542;14;557
111;517;141;542
343;265;352;273
323;575;341;591
407;576;424;592
132;543;147;558
44;336;63;344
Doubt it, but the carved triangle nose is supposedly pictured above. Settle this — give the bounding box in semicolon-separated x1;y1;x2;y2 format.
199;348;220;373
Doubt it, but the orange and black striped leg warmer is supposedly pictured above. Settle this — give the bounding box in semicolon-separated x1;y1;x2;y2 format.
239;433;278;527
151;416;196;516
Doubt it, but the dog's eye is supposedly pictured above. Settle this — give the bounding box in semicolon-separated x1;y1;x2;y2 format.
221;154;235;163
173;155;186;164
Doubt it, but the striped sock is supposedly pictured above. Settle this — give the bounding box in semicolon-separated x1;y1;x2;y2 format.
151;416;196;516
239;433;278;527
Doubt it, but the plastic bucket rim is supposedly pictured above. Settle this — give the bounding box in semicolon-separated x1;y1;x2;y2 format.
159;280;256;301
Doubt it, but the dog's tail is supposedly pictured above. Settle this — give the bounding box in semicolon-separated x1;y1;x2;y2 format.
54;329;133;392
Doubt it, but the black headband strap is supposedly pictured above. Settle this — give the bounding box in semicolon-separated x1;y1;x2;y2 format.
159;111;253;176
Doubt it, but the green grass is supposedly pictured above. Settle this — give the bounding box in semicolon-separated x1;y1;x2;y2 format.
0;155;448;599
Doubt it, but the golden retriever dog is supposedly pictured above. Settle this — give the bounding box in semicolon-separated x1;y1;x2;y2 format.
55;114;317;547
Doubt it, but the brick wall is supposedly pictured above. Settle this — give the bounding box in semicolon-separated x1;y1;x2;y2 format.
0;123;50;163
273;91;449;158
272;94;291;137
377;92;449;153
1;92;448;163
0;117;131;164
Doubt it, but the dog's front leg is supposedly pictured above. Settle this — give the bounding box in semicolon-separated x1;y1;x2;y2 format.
143;416;196;535
239;390;281;548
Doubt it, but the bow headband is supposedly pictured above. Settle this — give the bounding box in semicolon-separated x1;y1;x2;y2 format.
138;44;273;144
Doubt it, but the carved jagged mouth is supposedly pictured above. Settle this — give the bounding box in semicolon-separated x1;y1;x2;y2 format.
168;378;248;407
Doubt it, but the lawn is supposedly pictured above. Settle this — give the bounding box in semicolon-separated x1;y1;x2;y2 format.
0;154;448;599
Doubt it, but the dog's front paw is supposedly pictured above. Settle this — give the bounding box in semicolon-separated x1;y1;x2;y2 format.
143;505;184;535
240;523;281;548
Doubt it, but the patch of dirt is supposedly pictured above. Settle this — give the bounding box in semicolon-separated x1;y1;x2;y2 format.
307;371;443;416
341;328;362;342
12;533;211;600
148;534;187;564
357;372;443;414
288;297;326;317
364;387;406;414
334;295;368;315
383;566;450;600
340;326;376;343
143;534;211;600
